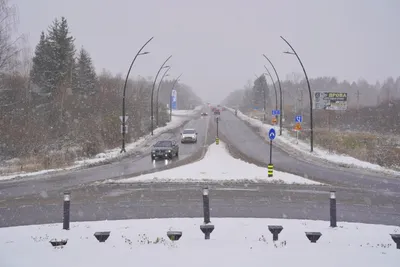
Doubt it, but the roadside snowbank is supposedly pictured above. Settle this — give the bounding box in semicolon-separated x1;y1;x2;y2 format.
114;141;320;184
0;217;398;267
171;105;203;116
227;107;400;176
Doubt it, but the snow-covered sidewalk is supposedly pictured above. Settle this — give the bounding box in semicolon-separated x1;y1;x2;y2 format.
228;107;400;176
0;107;202;182
112;141;320;184
0;217;399;267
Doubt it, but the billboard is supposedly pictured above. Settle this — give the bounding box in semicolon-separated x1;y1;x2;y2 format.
313;92;348;111
171;89;177;110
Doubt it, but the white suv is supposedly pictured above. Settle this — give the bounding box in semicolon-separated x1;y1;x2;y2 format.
181;128;198;143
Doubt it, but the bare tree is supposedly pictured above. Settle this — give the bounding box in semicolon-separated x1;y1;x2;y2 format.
0;0;24;72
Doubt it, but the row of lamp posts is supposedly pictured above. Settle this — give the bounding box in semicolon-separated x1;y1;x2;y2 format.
257;36;314;152
58;190;400;248
120;37;183;153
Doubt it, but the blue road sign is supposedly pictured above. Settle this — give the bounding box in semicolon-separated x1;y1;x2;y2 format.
272;110;280;116
171;90;177;110
268;128;276;140
295;115;302;123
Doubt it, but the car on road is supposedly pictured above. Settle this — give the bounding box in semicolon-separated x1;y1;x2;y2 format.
201;112;208;116
214;109;220;115
181;128;198;143
151;140;179;160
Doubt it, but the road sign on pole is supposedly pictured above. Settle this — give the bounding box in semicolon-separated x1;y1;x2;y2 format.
294;122;302;131
268;128;276;175
171;90;177;110
119;116;129;122
295;115;302;123
272;117;277;125
268;128;276;140
272;110;280;116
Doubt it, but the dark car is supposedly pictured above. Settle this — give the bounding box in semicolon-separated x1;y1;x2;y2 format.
201;112;208;116
214;109;220;115
151;140;179;160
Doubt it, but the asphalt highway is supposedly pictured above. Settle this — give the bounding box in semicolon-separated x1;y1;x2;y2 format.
0;107;399;228
0;182;399;227
216;110;400;195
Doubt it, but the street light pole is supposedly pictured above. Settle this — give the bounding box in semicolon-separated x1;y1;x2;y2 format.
170;73;183;121
151;55;172;135
121;37;153;153
280;36;314;152
156;66;171;127
264;65;278;114
263;54;283;136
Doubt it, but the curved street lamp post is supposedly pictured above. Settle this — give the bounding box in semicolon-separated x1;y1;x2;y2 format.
151;55;172;135
156;66;171;126
170;73;183;121
280;36;314;152
121;37;153;153
264;65;278;116
263;54;283;136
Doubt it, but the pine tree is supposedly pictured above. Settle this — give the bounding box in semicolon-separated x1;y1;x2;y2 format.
47;17;76;94
30;31;53;93
73;47;97;95
30;17;76;96
253;75;269;110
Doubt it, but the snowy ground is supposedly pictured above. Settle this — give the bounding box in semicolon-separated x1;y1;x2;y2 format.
227;107;400;176
0;217;399;267
113;141;320;185
171;105;203;116
0;107;202;182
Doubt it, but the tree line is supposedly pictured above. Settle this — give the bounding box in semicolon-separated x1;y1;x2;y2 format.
222;74;400;134
0;1;200;170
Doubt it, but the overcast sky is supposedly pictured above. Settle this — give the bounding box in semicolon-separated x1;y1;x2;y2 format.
14;0;400;103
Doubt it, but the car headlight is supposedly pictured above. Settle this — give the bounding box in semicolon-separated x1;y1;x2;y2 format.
167;150;171;153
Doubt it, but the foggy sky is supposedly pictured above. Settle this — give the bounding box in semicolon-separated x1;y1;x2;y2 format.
14;0;400;103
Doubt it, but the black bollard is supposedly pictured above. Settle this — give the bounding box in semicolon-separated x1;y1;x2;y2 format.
330;191;337;228
203;187;210;224
63;192;70;230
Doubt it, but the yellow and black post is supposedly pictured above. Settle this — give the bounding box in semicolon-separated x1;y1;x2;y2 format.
215;137;219;145
268;163;273;177
268;128;276;177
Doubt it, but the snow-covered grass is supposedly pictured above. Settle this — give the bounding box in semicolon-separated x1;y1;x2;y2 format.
227;107;400;176
0;108;202;182
113;141;320;184
1;217;399;267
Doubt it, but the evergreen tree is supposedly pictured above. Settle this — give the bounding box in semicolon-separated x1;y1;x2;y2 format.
252;75;269;110
73;47;97;95
47;17;76;94
30;31;53;93
30;17;76;96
